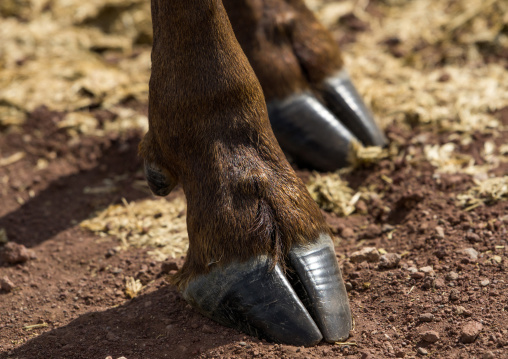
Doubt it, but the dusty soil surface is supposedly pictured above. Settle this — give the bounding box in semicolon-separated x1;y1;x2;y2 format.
1;1;507;359
0;108;507;359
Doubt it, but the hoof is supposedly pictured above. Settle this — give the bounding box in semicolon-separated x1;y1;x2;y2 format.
182;235;351;346
267;93;357;171
288;234;352;342
321;69;387;147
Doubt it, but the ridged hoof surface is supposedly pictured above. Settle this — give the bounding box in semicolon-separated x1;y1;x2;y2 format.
268;93;357;171
267;69;387;170
288;234;352;342
321;69;388;147
183;235;351;346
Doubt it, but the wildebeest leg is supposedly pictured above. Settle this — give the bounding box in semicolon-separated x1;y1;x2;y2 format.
139;0;351;346
224;0;387;170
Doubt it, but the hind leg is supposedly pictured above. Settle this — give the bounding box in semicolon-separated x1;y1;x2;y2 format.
224;0;387;170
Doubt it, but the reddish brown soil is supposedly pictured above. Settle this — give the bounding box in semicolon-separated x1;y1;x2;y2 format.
0;105;506;359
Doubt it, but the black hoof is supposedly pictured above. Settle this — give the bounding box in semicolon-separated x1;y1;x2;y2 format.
288;234;352;342
321;69;387;147
267;93;358;171
144;161;177;196
182;235;351;346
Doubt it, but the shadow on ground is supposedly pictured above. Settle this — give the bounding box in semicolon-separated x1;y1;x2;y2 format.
0;138;150;249
0;108;152;250
0;285;241;359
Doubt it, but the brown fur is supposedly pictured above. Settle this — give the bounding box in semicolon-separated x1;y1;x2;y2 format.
223;0;345;100
139;0;329;289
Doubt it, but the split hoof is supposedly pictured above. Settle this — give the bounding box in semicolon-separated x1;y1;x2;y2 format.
182;235;351;346
268;93;357;171
267;70;387;171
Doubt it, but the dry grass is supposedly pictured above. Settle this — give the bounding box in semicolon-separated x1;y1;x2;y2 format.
308;0;508;214
458;176;508;211
80;197;188;261
0;0;151;133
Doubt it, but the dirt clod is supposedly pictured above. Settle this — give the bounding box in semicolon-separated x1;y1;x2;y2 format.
0;276;15;292
419;313;434;322
378;253;401;269
421;330;440;343
450;289;461;301
434;277;445;288
0;242;34;264
350;247;380;263
411;272;425;280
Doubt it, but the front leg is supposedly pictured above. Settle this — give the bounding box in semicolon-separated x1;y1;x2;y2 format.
140;0;352;345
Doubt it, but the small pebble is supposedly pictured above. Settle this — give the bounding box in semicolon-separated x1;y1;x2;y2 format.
465;232;481;242
462;248;478;260
481;351;495;359
382;224;395;233
350;247;380;263
417;347;428;355
454;306;472;316
411;272;425;280
419;313;434;322
460;321;483;343
421;330;440;343
435;226;445;239
0;276;15;292
446;272;459;281
449;289;460;301
341;227;355;238
105;248;118;258
492;255;502;263
480;278;490;287
419;266;434;276
378;253;401;269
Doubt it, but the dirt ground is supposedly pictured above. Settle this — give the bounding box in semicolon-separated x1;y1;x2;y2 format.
1;0;507;358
